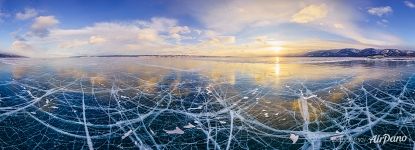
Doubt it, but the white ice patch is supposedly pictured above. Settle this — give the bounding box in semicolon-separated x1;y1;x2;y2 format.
150;129;155;135
122;130;133;139
187;106;203;110
164;127;184;135
205;87;212;94
290;134;299;144
26;90;33;97
183;123;196;129
303;95;317;99
330;130;343;141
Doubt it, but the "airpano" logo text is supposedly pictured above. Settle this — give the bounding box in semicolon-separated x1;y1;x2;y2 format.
369;134;408;144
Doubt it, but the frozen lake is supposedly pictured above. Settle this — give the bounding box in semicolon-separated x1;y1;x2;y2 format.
0;57;414;149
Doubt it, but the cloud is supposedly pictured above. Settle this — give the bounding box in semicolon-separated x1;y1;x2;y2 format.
169;26;191;41
16;8;38;20
404;1;415;8
59;40;88;49
291;4;328;23
205;36;236;45
89;36;106;44
30;16;59;37
10;40;36;56
182;0;300;33
31;16;59;29
137;28;161;42
11;17;198;57
333;23;345;29
11;41;31;50
0;11;9;23
192;0;401;47
147;17;177;31
7;1;405;57
11;16;286;57
367;6;393;17
376;19;389;27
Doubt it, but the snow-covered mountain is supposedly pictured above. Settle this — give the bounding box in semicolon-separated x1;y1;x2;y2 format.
305;48;415;57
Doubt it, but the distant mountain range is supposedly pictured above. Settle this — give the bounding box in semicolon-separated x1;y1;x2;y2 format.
0;53;25;58
304;48;415;57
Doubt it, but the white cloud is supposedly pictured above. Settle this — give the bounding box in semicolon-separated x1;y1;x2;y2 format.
59;40;88;49
192;0;401;48
333;23;345;29
10;17;200;57
31;16;59;29
11;41;37;56
10;16;284;57
0;11;9;23
254;36;269;44
367;6;393;17
291;4;328;23
89;36;106;44
16;8;38;20
404;1;415;8
184;0;300;33
148;17;177;31
11;41;31;50
169;26;191;41
30;16;59;37
376;19;389;27
205;36;236;45
137;28;161;42
7;1;405;57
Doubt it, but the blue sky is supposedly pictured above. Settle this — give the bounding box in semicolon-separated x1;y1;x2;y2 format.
0;0;414;57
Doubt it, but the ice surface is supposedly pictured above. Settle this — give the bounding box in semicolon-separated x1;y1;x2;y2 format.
0;57;414;149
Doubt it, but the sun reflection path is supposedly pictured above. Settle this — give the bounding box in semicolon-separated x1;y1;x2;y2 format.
0;61;414;149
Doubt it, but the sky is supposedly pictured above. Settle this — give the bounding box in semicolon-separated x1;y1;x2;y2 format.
0;0;414;57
